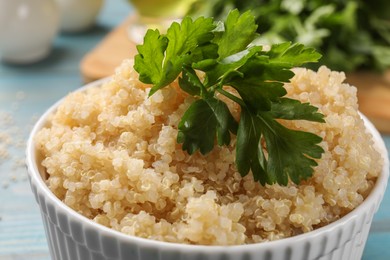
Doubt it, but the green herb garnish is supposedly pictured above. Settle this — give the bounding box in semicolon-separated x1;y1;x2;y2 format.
134;10;325;186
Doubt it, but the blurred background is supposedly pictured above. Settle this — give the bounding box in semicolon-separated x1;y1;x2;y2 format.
188;0;390;72
0;0;389;259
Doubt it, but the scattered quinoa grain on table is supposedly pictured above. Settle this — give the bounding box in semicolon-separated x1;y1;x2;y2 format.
35;59;382;245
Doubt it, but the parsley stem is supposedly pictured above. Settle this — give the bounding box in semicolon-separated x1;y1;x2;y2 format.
217;88;246;107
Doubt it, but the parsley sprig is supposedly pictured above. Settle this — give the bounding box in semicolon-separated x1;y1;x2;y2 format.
134;10;325;186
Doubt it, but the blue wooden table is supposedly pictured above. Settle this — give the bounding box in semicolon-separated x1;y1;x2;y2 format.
0;2;389;259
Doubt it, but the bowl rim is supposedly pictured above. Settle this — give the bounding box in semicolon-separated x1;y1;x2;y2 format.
26;77;390;252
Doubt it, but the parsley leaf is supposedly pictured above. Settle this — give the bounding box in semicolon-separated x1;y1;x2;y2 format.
134;16;216;96
177;97;237;155
178;66;202;96
258;112;324;185
225;42;321;111
134;29;168;85
212;9;258;59
134;10;325;186
235;108;268;184
270;98;325;122
267;42;322;67
236;108;324;186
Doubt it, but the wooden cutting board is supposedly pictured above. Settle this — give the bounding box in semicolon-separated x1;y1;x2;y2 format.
80;16;138;82
80;17;390;133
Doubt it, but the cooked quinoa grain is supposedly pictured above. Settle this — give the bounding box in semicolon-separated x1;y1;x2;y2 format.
35;60;382;245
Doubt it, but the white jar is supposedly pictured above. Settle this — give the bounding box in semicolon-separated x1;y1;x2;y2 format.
55;0;104;32
0;0;59;64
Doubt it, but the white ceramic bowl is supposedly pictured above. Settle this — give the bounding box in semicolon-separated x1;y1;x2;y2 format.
55;0;103;32
0;0;59;63
26;79;389;260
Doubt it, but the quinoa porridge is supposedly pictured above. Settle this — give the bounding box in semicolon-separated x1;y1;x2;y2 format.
34;59;382;245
